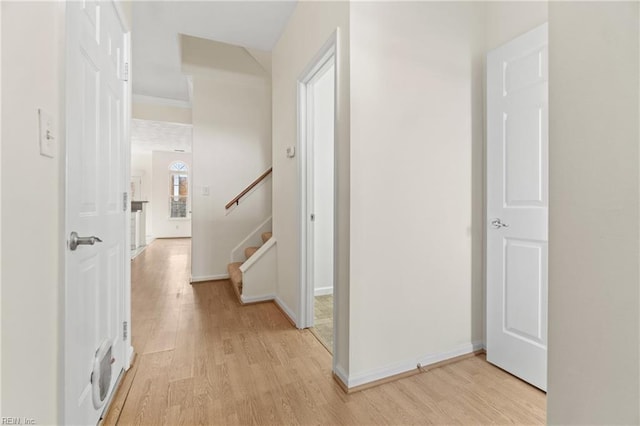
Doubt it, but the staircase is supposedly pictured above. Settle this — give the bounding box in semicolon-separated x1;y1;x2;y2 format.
228;231;272;302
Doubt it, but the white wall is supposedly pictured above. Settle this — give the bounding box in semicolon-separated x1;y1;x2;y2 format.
272;0;350;375
485;2;548;51
1;2;64;422
548;3;640;424
313;64;335;295
190;73;272;281
132;102;192;124
348;1;485;381
131;149;153;237
151;151;192;238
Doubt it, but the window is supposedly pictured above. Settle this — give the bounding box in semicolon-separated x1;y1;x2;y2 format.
169;161;189;218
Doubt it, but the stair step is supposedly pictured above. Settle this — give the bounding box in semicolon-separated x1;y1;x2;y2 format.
261;232;272;244
245;246;259;259
227;262;243;299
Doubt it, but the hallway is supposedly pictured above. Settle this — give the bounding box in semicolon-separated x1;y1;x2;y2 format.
105;238;545;425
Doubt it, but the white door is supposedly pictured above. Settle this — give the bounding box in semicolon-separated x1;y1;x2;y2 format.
65;1;129;424
486;23;548;391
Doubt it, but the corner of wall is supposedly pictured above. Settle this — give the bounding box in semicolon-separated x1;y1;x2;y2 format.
271;0;351;379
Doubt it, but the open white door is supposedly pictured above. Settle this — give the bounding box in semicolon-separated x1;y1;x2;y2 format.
64;1;129;423
486;23;548;391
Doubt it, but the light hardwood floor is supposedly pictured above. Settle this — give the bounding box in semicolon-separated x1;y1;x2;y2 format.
104;238;546;425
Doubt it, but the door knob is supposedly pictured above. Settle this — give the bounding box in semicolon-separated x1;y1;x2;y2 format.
69;231;103;251
490;218;509;229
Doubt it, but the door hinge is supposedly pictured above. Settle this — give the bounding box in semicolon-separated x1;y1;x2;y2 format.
310;213;315;222
123;321;128;340
123;62;129;82
123;192;128;211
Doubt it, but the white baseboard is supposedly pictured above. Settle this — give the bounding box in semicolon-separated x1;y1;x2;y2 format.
274;296;298;327
333;363;349;386
314;286;333;296
241;293;275;304
344;341;484;388
190;274;229;283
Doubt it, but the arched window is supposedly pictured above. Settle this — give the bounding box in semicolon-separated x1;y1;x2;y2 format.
169;161;189;218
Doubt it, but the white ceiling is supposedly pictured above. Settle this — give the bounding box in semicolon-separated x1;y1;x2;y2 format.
131;119;193;152
132;1;296;102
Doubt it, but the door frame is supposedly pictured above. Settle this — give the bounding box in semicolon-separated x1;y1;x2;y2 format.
297;32;337;332
61;1;132;422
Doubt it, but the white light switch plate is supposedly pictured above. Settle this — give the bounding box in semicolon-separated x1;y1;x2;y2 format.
38;109;55;158
202;186;210;196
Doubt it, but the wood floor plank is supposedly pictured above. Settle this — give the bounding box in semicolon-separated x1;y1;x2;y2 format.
107;238;546;425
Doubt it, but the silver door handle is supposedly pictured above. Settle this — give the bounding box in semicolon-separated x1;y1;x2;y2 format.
490;218;509;229
69;231;103;251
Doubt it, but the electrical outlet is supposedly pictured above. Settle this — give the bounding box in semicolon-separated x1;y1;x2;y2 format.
38;109;55;158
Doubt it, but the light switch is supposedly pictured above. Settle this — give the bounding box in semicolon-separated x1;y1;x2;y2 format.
38;109;55;158
202;186;210;196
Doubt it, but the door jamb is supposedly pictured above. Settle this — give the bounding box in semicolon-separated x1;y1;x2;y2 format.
297;32;337;331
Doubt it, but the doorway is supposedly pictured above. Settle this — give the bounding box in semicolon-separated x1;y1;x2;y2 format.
299;35;337;353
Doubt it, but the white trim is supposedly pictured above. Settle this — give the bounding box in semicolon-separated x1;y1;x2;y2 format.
191;274;229;283
330;28;341;377
298;31;338;331
132;94;192;109
314;286;333;297
121;6;133;375
240;238;276;272
275;296;298;327
343;342;484;389
241;293;276;304
333;364;349;387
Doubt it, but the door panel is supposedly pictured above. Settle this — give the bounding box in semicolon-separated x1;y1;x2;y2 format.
505;108;543;205
487;23;549;391
80;52;99;215
504;239;545;344
504;47;547;94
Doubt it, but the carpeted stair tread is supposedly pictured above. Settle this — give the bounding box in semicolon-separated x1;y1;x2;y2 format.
244;246;259;259
226;230;273;305
227;262;243;298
